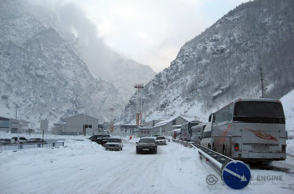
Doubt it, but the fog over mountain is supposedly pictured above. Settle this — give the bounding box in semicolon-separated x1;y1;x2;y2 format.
0;0;155;126
119;0;294;124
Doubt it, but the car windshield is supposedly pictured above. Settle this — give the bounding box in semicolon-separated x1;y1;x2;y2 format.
156;137;165;139
19;137;26;140
139;138;155;143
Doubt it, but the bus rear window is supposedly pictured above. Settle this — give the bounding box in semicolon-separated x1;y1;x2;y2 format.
234;101;285;119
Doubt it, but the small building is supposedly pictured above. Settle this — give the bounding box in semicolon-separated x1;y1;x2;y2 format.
138;127;152;138
51;122;66;135
0;116;29;134
0;116;10;133
64;114;99;135
144;119;163;127
113;124;137;136
152;116;189;137
40;120;49;132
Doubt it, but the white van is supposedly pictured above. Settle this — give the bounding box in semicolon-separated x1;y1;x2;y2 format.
200;123;212;149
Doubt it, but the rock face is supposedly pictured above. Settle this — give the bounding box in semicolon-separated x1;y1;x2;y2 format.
0;0;155;126
120;0;294;124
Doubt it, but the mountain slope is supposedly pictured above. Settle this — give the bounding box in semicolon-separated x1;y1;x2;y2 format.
0;0;124;125
54;1;156;104
119;0;294;124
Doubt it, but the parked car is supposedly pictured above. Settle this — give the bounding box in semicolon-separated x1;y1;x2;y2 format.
27;138;47;144
155;136;167;145
104;138;123;151
136;137;157;154
89;134;110;145
11;137;27;144
0;138;12;145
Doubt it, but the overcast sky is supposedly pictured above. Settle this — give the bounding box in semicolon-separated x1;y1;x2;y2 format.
33;0;250;73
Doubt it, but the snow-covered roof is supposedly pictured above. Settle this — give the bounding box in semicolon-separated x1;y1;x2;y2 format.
154;115;189;127
65;113;98;121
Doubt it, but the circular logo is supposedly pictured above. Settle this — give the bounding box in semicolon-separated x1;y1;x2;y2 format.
206;174;218;185
222;160;251;190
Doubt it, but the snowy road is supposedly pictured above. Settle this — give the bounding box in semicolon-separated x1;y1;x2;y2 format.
1;138;294;194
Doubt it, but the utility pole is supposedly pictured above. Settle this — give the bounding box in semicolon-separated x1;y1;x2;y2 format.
260;68;264;98
109;108;114;133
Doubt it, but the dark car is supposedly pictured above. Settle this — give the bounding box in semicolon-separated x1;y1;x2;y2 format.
105;138;123;151
136;137;157;154
27;138;47;144
0;138;12;145
89;134;110;145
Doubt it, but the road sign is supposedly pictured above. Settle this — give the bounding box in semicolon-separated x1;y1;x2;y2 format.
222;160;251;190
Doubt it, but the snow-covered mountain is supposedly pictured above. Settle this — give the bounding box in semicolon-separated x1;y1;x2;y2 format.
0;0;154;126
53;2;156;104
119;0;294;124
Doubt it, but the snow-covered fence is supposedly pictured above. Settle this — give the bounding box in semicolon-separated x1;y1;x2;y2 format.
0;142;65;152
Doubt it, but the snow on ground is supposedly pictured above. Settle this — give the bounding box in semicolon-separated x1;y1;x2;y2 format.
1;137;294;194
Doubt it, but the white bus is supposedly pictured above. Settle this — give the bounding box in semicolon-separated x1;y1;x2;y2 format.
209;98;287;162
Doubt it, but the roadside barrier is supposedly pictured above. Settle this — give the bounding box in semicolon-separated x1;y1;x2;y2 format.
0;142;65;152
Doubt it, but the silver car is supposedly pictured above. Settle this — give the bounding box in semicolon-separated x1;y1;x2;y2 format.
104;138;123;151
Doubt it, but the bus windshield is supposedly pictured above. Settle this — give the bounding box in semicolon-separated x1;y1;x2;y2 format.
233;101;285;123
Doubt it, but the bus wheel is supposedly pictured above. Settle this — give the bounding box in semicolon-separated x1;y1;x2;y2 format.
222;146;226;156
212;144;215;151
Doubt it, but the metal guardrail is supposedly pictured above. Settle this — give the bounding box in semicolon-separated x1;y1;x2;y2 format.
171;138;234;176
191;143;233;175
0;142;65;152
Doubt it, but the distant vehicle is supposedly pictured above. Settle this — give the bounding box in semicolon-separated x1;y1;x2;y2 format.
172;129;181;139
89;135;110;145
27;138;47;144
180;121;201;141
105;138;123;151
209;98;287;162
200;123;212;149
190;123;207;144
155;136;167;145
136;137;157;154
0;138;12;145
172;125;181;139
11;137;27;144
